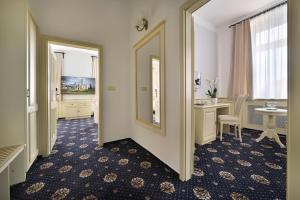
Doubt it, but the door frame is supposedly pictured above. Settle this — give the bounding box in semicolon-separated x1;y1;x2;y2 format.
179;0;209;181
180;2;295;199
40;35;104;156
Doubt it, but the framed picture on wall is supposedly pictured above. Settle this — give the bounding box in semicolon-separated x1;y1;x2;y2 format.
61;76;95;95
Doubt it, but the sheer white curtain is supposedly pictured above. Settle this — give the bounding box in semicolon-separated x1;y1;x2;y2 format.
250;4;287;99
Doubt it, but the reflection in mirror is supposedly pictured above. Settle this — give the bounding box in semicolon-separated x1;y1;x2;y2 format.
134;21;165;134
137;34;160;126
151;57;160;125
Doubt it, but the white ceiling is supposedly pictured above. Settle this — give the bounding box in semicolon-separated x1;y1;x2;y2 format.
193;0;285;27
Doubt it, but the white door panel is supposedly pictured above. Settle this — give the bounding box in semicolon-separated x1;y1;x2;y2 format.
49;51;58;150
26;15;38;170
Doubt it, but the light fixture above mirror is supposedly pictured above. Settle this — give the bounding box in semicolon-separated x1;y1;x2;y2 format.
136;18;148;32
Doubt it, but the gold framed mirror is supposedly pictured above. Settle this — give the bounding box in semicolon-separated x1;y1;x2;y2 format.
134;21;165;135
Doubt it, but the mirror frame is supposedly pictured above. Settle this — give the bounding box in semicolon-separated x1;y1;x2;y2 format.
134;21;166;135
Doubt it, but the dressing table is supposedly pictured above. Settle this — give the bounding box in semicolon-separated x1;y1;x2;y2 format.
194;103;231;145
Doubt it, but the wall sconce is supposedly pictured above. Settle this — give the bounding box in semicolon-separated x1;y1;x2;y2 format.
136;18;148;32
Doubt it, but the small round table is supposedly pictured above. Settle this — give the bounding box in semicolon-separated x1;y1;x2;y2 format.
255;107;287;148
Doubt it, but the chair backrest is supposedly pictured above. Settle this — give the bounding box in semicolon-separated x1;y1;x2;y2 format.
234;95;248;118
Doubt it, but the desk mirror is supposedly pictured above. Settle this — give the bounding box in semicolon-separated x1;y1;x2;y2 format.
134;21;165;135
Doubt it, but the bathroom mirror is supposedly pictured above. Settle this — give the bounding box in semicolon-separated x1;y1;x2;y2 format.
134;21;165;135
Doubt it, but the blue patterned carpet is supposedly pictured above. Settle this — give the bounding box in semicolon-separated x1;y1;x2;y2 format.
11;118;286;200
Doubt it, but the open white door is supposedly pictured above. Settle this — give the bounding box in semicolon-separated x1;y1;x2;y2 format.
48;51;59;150
26;15;38;170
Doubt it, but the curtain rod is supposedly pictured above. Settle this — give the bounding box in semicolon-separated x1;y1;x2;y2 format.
54;51;66;58
229;1;287;28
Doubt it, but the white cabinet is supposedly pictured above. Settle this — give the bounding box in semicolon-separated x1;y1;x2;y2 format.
194;103;230;145
203;109;217;140
195;108;217;145
59;100;94;119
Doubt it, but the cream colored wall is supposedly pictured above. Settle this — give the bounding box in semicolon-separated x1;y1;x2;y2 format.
288;0;300;198
28;0;131;142
0;0;32;184
0;0;27;147
129;0;187;173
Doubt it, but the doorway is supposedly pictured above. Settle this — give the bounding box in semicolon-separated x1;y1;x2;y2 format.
180;0;289;188
40;37;103;156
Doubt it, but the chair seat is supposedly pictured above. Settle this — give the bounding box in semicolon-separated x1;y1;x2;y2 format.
219;95;247;143
218;115;239;122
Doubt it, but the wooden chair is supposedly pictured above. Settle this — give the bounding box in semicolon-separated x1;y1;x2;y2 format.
219;95;248;142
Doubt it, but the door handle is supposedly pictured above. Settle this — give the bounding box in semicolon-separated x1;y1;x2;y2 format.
27;89;30;98
56;88;60;96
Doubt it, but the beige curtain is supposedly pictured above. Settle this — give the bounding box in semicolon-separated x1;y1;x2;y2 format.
231;20;252;99
55;53;64;102
92;56;99;124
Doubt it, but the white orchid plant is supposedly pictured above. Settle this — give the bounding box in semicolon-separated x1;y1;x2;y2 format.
206;78;218;98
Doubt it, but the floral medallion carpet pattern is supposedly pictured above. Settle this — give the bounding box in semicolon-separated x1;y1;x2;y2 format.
11;118;286;200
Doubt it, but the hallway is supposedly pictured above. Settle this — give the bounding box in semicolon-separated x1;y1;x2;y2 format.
10;118;286;200
10;118;183;200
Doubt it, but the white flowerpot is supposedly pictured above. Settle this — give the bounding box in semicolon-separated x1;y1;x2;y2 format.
211;98;218;105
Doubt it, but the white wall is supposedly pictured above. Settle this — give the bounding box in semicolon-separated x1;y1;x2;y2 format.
193;15;233;99
217;25;233;98
129;0;186;173
62;50;93;78
28;0;131;142
193;17;218;99
59;49;95;100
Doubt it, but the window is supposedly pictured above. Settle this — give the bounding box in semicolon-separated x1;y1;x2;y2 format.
250;4;287;99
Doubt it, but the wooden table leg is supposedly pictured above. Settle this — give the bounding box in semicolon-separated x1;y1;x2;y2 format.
256;114;285;148
272;129;285;148
256;130;269;142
